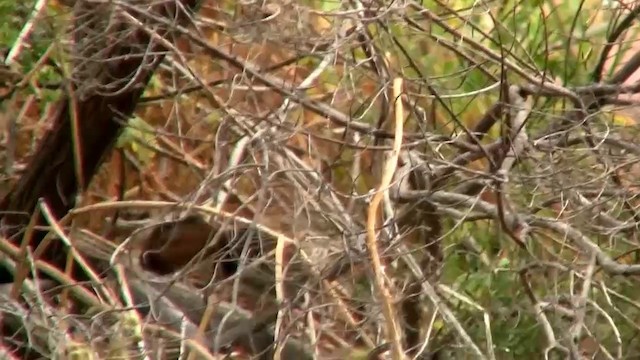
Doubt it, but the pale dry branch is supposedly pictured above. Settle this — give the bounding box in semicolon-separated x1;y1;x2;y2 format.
364;77;405;360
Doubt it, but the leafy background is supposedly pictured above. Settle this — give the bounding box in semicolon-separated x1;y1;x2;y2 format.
2;0;640;359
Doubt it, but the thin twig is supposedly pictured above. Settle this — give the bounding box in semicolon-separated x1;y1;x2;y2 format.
365;77;405;360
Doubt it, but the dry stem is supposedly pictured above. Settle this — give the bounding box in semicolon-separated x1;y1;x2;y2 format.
365;77;406;360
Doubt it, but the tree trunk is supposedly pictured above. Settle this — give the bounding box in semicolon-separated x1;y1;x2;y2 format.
0;0;201;282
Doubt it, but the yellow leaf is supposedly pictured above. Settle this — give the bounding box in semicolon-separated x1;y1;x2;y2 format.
311;14;332;34
610;112;637;127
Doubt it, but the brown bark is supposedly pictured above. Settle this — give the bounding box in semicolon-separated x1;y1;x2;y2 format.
0;0;202;282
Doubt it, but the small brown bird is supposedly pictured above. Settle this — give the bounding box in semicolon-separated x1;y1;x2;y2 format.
139;215;238;277
137;215;312;306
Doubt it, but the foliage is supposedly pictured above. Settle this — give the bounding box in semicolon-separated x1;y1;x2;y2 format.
2;0;640;359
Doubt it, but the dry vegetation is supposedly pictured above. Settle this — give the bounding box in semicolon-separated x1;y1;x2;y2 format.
2;0;640;359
